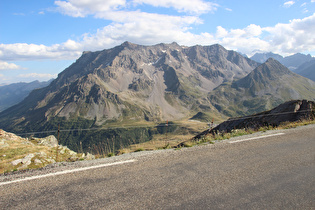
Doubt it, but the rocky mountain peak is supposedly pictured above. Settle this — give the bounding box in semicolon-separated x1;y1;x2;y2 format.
121;41;140;49
0;42;260;130
233;58;294;92
260;57;293;76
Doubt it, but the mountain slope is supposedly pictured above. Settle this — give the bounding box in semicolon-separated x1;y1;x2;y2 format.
250;52;283;64
295;60;315;81
0;42;258;131
208;58;315;116
282;53;314;70
0;80;52;112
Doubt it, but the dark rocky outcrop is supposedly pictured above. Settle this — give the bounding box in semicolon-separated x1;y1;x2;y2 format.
194;100;315;139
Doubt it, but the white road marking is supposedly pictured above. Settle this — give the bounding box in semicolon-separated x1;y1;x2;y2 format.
0;159;137;186
229;133;285;144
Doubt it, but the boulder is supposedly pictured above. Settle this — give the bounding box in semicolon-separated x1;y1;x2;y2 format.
34;135;58;147
85;153;95;160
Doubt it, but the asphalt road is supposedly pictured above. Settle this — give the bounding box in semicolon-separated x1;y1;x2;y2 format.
1;125;314;209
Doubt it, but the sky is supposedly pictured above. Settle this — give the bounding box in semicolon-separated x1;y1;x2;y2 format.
0;0;315;84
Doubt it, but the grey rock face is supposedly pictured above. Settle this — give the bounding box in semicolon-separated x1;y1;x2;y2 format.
194;100;315;139
215;100;314;133
33;135;58;147
11;153;35;169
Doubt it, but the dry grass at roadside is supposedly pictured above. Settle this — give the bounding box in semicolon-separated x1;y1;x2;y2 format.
2;119;313;174
1;139;53;173
117;119;315;154
0;131;85;174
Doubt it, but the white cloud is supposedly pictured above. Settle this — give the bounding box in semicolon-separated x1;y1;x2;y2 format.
216;26;228;38
208;13;315;56
0;42;82;61
0;9;203;61
55;0;127;17
244;24;262;37
132;0;218;14
0;61;26;70
283;1;295;8
55;0;217;17
264;13;315;55
1;2;314;62
18;73;57;79
81;10;203;49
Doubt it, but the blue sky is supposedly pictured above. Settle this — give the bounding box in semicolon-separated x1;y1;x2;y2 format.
0;0;314;84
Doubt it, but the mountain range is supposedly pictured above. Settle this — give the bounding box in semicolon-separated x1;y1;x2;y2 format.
295;60;315;81
0;42;258;127
0;80;52;112
250;52;315;72
208;58;315;116
0;42;314;151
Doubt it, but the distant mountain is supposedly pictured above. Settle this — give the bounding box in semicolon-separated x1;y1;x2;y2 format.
250;52;315;71
208;58;315;117
250;52;283;64
294;60;315;81
281;53;314;70
0;80;53;112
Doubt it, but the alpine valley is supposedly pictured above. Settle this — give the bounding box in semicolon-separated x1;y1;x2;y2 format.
0;42;314;152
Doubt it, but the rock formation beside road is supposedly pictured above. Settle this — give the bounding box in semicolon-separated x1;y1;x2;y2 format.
195;100;315;139
0;130;95;173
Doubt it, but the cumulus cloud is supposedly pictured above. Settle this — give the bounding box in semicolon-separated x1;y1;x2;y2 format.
0;42;82;61
81;10;203;49
0;61;26;70
1;13;315;60
216;26;228;38
264;13;315;55
1;1;314;62
55;0;217;17
214;26;270;56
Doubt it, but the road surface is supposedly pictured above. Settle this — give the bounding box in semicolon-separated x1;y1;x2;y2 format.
1;124;314;209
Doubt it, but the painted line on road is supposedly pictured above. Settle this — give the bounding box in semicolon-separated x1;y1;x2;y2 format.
0;159;137;186
229;133;285;144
